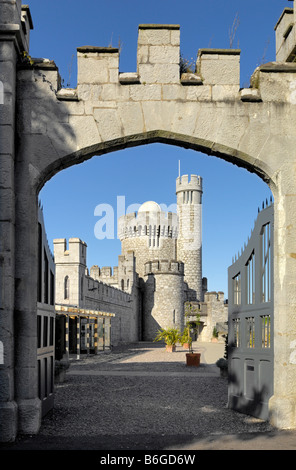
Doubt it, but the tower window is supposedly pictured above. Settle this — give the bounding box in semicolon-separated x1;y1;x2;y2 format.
64;276;69;299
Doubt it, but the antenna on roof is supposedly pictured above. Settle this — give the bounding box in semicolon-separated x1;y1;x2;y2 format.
178;160;180;178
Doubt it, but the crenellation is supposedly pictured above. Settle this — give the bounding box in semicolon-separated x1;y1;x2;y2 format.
196;48;241;88
77;47;119;85
56;23;252;108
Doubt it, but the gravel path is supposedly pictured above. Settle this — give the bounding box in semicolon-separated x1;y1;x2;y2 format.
3;341;289;452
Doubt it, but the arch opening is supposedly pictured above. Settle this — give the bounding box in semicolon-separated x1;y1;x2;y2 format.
37;139;274;435
36;131;275;195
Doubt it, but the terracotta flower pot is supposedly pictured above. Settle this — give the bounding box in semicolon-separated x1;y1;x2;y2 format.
166;344;176;352
186;352;201;367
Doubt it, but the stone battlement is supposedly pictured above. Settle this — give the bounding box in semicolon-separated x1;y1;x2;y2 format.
144;259;184;275
52;23;245;104
86;275;131;304
53;238;87;265
176;174;202;192
74;25;241;90
118;210;178;240
90;265;118;283
75;25;240;90
21;19;296;109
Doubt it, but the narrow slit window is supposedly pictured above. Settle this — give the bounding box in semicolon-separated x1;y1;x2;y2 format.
64;276;69;299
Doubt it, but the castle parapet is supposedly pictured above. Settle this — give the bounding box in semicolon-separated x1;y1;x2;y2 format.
144;259;184;275
176;174;203;205
53;237;87;265
74;24;242;96
118;210;178;241
87;276;131;305
176;174;202;192
90;265;118;285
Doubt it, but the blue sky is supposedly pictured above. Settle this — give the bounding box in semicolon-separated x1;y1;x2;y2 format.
27;0;289;296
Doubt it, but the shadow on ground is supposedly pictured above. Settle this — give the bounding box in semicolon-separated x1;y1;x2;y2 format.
1;342;296;453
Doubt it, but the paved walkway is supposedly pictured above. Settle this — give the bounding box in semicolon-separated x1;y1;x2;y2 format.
1;341;296;454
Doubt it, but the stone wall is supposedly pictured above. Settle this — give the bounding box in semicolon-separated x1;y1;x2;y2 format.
199;292;228;342
84;276;140;345
53;238;140;346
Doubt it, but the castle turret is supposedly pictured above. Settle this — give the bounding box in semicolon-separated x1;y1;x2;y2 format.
53;238;87;307
143;260;185;340
118;201;178;278
176;174;203;301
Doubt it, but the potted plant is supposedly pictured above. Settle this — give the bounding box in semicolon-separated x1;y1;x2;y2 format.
212;326;219;342
186;350;201;366
154;328;181;352
183;302;201;366
180;328;192;350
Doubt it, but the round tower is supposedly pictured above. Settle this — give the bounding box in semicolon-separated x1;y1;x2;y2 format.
176;174;203;301
143;260;185;340
118;201;178;279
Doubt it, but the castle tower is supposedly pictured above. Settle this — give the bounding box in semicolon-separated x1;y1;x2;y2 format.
53;238;87;307
176;174;203;301
143;260;185;340
118;201;178;279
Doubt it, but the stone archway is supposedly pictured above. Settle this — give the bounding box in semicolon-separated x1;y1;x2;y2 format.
1;1;296;441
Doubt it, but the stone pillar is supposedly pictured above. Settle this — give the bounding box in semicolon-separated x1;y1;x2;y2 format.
94;317;98;354
0;0;33;442
269;167;296;428
76;317;80;360
65;315;69;360
86;317;90;356
0;14;17;443
14;161;41;435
